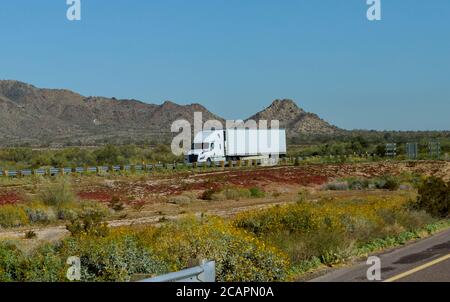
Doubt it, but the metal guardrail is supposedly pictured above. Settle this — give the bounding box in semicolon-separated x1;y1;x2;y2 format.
138;260;216;283
0;157;288;178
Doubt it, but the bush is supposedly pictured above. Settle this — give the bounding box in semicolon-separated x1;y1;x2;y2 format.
0;205;29;228
347;178;369;190
415;177;449;218
0;242;25;281
297;189;309;203
269;227;353;266
56;207;79;221
0;217;289;282
200;188;221;201
249;187;266;198
323;181;349;191
66;202;110;237
39;178;76;207
374;176;400;191
0;234;168;282
143;217;289;282
25;230;37;239
202;186;258;201
24;202;57;224
234;194;438;270
224;188;251;200
109;196;125;212
59;234;168;281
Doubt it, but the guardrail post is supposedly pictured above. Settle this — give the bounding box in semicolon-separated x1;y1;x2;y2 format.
198;260;216;282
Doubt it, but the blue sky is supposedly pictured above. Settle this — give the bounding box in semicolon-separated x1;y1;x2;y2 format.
1;0;449;131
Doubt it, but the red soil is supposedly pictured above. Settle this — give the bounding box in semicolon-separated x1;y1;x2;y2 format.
0;192;22;205
77;191;113;202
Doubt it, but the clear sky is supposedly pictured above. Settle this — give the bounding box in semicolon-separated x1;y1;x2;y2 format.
1;0;449;131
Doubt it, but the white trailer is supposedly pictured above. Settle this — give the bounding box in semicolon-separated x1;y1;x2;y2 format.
185;129;286;163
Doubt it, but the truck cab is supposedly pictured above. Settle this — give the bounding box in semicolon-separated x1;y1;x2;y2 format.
185;130;225;163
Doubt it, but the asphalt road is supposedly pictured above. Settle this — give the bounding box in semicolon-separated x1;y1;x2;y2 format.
310;227;450;282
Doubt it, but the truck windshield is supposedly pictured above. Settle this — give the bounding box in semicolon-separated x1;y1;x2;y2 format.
192;143;210;150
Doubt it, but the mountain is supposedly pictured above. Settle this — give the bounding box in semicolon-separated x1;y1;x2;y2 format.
0;80;223;146
0;80;340;146
248;99;340;137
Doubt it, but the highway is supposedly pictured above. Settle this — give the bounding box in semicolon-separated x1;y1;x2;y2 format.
311;227;450;282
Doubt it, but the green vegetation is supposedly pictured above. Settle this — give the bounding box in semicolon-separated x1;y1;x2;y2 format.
200;186;266;201
0;178;110;229
414;177;449;218
0;216;288;282
0;205;29;228
322;174;423;191
1;131;449;171
288;133;450;160
0;144;182;170
39;178;76;207
234;192;443;275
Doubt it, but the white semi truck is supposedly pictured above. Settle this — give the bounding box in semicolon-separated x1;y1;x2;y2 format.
185;129;286;164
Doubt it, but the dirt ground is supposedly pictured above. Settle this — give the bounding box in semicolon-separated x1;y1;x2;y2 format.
73;160;450;202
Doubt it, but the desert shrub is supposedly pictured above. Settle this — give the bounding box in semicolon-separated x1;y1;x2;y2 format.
234;194;438;271
374;207;433;233
0;205;29;228
415;177;449;218
200;188;221;201
56;207;79;221
210;191;227;201
395;210;435;231
302;227;353;265
78;201;110;219
0;242;62;282
66;217;109;237
24;202;57;224
223;188;242;200
65;201;110;236
347;178;369;190
66;211;109;238
249;187;265;198
0;242;24;281
39;178;76;207
19;244;65;281
59;234;168;282
18;217;287;282
323;181;349;191
24;230;37;239
374;175;400;191
224;187;251;200
234;195;417;238
269;227;353;266
397;172;424;189
0;232;168;282
340;215;378;243
142;217;289;282
109;196;125;212
297;189;309;203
